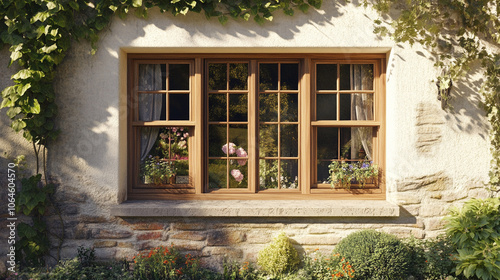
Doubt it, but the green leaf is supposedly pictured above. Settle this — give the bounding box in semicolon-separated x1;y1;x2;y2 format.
68;1;79;10
31;11;51;23
94;17;108;31
1;86;16;98
218;15;228;25
6;107;21;118
298;3;309;13
1;98;14;108
29;99;41;114
1;32;23;45
40;43;58;54
132;0;142;8
12;119;26;132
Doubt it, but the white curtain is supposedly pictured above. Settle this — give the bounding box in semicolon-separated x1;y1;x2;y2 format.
139;64;163;161
350;64;373;160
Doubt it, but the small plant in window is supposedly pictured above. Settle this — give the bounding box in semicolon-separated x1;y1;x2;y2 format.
141;127;190;185
328;160;378;189
142;156;176;185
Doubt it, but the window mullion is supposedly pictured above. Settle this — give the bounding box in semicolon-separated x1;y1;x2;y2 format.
300;58;311;194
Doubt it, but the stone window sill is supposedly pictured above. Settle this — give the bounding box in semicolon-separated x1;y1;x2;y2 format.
110;200;400;217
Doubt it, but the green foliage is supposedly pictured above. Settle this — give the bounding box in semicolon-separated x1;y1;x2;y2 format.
403;235;458;280
15;174;54;267
12;258;133;280
301;251;354;279
445;198;500;280
257;232;301;276
132;245;218;280
222;260;262;280
333;229;412;280
328;161;379;189
367;0;500;190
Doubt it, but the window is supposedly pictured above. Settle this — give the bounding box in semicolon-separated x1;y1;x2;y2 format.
127;54;385;199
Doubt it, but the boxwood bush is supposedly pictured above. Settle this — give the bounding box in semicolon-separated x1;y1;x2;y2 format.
333;229;413;280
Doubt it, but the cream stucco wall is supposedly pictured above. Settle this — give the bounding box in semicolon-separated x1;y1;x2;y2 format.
0;0;493;268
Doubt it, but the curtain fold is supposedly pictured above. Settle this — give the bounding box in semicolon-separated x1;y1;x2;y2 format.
350;65;373;160
139;64;163;161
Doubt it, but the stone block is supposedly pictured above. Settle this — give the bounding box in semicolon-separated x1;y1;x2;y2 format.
94;241;117;248
116;248;137;261
468;188;490;199
424;217;446;231
132;222;165;230
308;225;336;234
397;193;422;205
441;191;467;202
207;230;246;246
137;232;163;240
171;241;205;251
73;224;91;239
94;248;116;260
292;234;341;246
246;231;273;244
419;204;447;217
93;229;133;239
203;247;243;259
172;222;206;230
171;231;206;241
382;227;425;239
118;242;135;249
79;215;108;223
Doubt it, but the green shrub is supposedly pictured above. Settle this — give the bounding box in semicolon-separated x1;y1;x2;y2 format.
257;232;300;276
445;197;500;280
11;258;132;280
403;235;458;280
333;230;412;280
132;245;219;280
301;251;354;279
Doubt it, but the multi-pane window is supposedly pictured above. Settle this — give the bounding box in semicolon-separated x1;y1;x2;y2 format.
128;55;385;199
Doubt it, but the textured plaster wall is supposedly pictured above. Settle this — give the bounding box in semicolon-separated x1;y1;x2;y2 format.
0;1;493;270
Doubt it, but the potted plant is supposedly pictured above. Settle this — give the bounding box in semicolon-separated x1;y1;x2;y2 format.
328;160;378;189
142;155;176;185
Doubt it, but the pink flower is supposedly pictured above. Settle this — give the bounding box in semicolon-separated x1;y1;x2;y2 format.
231;169;244;182
183;132;189;138
222;143;236;155
172;127;178;133
235;147;247;166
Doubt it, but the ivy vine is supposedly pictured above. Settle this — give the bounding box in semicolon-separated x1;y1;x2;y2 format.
365;0;500;190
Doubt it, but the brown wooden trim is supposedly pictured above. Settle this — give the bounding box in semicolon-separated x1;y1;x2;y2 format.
127;54;387;200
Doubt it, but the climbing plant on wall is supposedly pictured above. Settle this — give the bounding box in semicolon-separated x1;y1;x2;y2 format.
365;0;500;190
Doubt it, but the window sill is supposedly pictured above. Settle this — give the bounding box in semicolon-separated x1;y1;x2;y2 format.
110;200;399;217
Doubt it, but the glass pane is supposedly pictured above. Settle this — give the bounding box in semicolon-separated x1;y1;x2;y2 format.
339;64;351;90
169;64;189;90
281;63;298;90
259;93;278;122
316;64;337;90
317;161;331;184
209;124;226;157
209;94;226;122
260;63;278;90
340;94;374;120
339;94;351;120
229;63;248;90
259;124;278;157
169;94;189;120
259;159;279;190
208;159;226;189
139;93;165;121
341;64;377;91
317;127;338;160
229;160;247;188
281;160;298;189
229;125;248;153
352;64;374;90
340;127;373;160
280;94;298;122
174;160;189;184
139;127;190;186
229;94;248;122
340;127;351;159
316;94;337;120
139;64;166;91
281;124;298;157
209;63;227;90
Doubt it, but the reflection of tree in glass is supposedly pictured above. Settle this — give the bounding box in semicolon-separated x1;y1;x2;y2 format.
259;93;278;122
259;125;278;157
259;63;278;90
208;63;227;90
229;63;248;90
229;94;248;121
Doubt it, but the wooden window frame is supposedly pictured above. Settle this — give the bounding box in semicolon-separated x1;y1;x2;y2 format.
127;54;386;200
